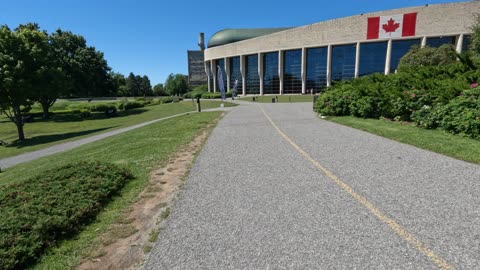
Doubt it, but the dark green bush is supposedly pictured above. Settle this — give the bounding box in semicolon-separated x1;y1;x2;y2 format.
201;92;222;99
118;101;144;110
412;86;480;138
88;103;117;113
0;161;133;270
398;44;457;69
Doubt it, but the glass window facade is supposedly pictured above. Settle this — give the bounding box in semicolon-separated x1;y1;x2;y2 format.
390;39;420;73
359;41;387;76
426;36;456;48
263;52;279;94
283;50;302;94
331;44;356;81
462;35;471;53
306;47;328;93
216;59;227;91
245;54;260;95
229;56;242;94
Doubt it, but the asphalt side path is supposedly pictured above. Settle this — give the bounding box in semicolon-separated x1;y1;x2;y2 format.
145;102;480;269
0;107;231;170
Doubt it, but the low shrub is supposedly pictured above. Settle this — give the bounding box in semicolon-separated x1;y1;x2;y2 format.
0;161;133;270
201;92;222;99
118;101;144;110
412;85;480;138
88;103;117;113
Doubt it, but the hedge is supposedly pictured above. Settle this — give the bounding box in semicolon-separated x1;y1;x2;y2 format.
0;161;133;270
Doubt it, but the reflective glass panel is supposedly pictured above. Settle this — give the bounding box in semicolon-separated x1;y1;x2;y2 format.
331;44;356;81
462;35;471;53
245;54;260;95
263;52;279;95
426;36;456;48
390;39;420;73
229;56;242;94
284;50;302;94
359;41;387;76
306;47;327;93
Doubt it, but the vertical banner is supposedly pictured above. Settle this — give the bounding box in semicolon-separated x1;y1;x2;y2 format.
217;65;226;100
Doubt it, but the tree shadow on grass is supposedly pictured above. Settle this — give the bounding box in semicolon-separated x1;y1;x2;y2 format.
5;126;119;149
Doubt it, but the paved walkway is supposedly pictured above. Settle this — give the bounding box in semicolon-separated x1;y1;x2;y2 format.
145;101;480;269
0;107;231;169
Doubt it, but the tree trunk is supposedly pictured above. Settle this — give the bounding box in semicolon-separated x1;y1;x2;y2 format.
14;113;25;141
42;101;50;119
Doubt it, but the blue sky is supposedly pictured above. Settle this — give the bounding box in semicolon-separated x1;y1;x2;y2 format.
2;0;467;85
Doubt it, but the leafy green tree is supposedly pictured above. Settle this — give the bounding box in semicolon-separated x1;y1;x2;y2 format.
0;24;48;140
111;72;127;96
398;44;457;70
153;83;166;96
125;72;141;96
470;14;480;65
140;75;152;97
165;73;189;96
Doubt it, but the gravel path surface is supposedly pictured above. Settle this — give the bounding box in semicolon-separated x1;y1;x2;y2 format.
0;107;230;170
145;101;480;269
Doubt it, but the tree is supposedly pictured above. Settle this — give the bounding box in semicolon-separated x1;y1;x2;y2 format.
471;14;480;65
0;24;48;140
398;44;457;70
125;72;141;96
153;83;166;96
140;75;152;98
165;73;189;96
111;72;127;96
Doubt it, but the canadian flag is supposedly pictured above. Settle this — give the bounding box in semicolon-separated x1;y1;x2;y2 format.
367;13;417;39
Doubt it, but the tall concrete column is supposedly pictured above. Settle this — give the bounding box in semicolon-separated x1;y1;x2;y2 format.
279;50;284;95
301;48;307;94
205;61;211;92
225;57;230;91
259;53;264;96
326;45;332;87
385;39;392;75
354;42;360;78
421;36;427;48
240;55;246;96
211;60;217;93
456;34;464;54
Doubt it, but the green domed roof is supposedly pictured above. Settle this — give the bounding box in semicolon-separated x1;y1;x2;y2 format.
207;28;292;48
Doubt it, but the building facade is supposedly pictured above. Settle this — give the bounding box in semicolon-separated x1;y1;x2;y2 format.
204;1;479;95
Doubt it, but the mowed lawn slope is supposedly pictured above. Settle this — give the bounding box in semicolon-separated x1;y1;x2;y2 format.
0;100;234;159
0;111;223;269
328;116;480;164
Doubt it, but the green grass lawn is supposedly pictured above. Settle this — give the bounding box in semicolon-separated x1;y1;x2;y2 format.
0;111;223;269
0;100;234;159
327;116;480;164
239;95;316;103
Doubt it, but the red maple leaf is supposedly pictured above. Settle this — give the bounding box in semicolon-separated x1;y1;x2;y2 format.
382;18;400;34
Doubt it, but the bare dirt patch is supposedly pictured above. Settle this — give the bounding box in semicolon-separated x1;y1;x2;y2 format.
77;119;219;270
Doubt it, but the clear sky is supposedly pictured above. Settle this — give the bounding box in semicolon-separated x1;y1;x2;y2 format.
2;0;468;86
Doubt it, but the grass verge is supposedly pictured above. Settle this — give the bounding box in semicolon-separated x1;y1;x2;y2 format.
239;95;315;103
0;100;234;159
327;116;480;164
0;111;223;269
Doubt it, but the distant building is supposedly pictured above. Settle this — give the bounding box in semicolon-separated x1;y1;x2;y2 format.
187;33;207;88
204;1;478;95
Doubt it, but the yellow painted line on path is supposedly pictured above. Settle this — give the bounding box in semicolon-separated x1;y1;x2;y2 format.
260;106;453;270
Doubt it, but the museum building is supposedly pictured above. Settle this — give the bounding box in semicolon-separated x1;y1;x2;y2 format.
201;1;479;95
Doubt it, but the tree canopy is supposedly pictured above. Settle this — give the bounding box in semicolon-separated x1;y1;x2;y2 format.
165;73;189;96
